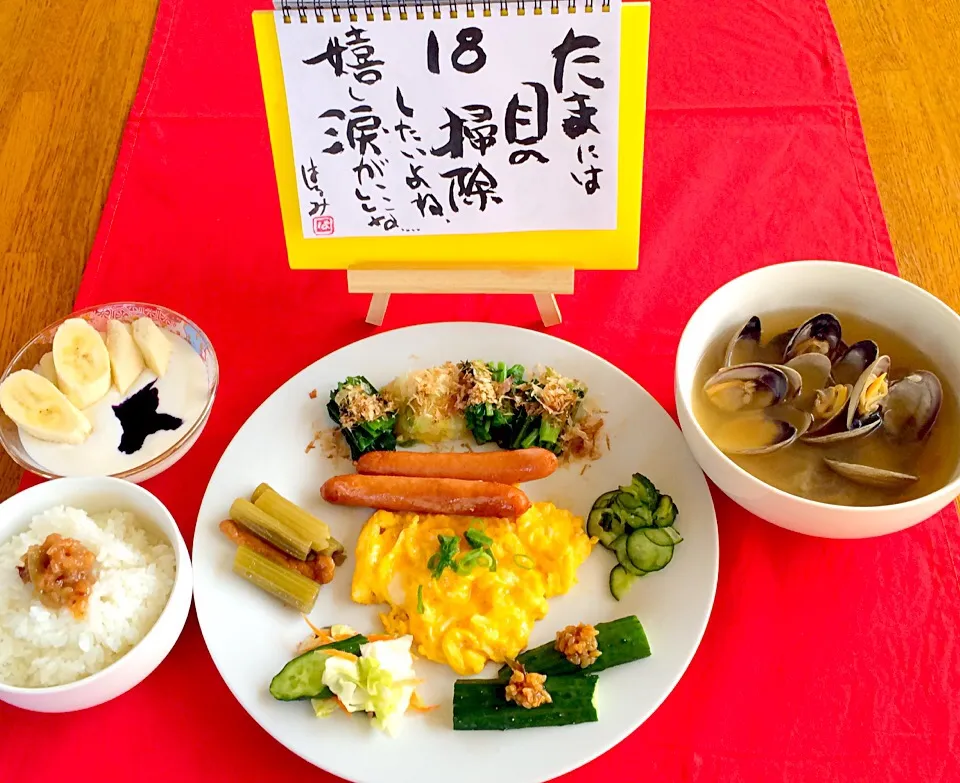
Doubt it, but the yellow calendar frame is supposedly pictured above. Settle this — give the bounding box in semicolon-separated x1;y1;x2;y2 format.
253;3;649;272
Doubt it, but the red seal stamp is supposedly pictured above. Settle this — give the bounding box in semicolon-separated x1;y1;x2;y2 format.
312;216;335;236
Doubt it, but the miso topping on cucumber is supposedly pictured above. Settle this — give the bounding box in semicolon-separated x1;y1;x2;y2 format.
453;674;599;731
496;615;651;681
587;473;682;600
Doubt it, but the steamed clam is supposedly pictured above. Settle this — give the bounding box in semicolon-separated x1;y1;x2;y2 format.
712;409;812;456
832;340;879;387
724;316;762;367
703;363;791;412
882;370;942;442
802;383;854;440
783;313;842;362
847;355;891;430
701;311;948;501
784;353;832;411
823;459;918;489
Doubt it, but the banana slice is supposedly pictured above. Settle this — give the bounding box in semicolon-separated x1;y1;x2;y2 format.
34;352;58;387
106;319;145;394
52;318;112;409
132;317;172;377
0;370;92;444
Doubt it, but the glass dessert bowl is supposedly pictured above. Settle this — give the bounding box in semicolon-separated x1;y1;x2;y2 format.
0;302;218;483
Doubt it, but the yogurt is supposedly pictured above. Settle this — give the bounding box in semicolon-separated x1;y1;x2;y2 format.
20;332;208;476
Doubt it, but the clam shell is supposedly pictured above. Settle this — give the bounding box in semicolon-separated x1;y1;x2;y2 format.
766;329;796;363
724;316;762;368
783;313;842;362
823;458;918;489
882;370;943;442
832;340;879;387
772;364;804;400
703;363;790;412
714;410;812;455
847;355;891;430
803;411;881;445
803;383;853;436
785;353;833;412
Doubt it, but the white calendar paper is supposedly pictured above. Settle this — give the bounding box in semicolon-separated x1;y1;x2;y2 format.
274;1;621;238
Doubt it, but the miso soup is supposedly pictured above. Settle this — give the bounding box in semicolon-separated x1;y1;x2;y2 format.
692;309;959;506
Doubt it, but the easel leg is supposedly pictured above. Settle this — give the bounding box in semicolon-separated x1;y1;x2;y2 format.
365;293;390;326
533;294;562;327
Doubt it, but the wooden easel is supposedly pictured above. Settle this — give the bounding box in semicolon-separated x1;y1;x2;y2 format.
347;268;575;327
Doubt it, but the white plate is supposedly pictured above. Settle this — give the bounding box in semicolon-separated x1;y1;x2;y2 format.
193;323;718;783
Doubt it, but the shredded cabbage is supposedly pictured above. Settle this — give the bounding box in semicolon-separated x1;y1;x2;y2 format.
319;636;418;736
310;698;338;718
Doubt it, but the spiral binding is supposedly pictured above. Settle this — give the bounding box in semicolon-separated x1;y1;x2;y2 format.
278;0;608;21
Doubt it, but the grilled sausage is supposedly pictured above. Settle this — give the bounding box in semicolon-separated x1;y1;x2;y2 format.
218;520;335;584
320;474;532;517
355;448;558;484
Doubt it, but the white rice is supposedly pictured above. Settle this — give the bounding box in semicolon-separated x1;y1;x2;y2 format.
0;505;176;688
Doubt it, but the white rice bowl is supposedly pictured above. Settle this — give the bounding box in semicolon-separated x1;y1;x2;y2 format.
0;505;176;688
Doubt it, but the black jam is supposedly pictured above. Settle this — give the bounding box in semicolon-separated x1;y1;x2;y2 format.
112;381;183;455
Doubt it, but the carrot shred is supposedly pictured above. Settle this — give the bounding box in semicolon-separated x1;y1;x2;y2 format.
302;615;334;644
335;697;351;715
366;634;396;642
410;692;438;712
321;649;359;662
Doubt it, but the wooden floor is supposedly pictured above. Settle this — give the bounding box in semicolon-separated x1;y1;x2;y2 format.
0;0;957;499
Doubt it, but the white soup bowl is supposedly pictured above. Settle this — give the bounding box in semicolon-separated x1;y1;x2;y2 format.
675;261;960;539
0;477;192;711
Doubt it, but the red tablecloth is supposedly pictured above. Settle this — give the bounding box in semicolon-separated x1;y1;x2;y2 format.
4;0;959;780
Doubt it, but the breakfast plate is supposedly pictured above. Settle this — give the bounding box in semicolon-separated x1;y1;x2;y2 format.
193;322;719;783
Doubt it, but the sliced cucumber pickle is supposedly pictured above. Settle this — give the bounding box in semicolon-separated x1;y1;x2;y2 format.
609;565;636;601
650;542;673;570
616;491;644;510
623;504;654;529
630;473;660;507
588;507;625;549
627;529;673;572
591;473;681;590
643;527;681;547
613;535;646;576
653;495;678;528
591;489;620;511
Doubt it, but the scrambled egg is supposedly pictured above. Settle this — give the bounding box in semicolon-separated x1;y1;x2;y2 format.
352;502;594;676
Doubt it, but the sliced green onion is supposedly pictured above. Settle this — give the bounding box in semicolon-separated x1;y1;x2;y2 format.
455;549;485;573
513;553;535;570
416;585;425;614
483;547;497;572
465;528;493;549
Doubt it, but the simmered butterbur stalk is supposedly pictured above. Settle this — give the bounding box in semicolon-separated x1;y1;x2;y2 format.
230;498;311;560
233;545;320;612
252;483;331;552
